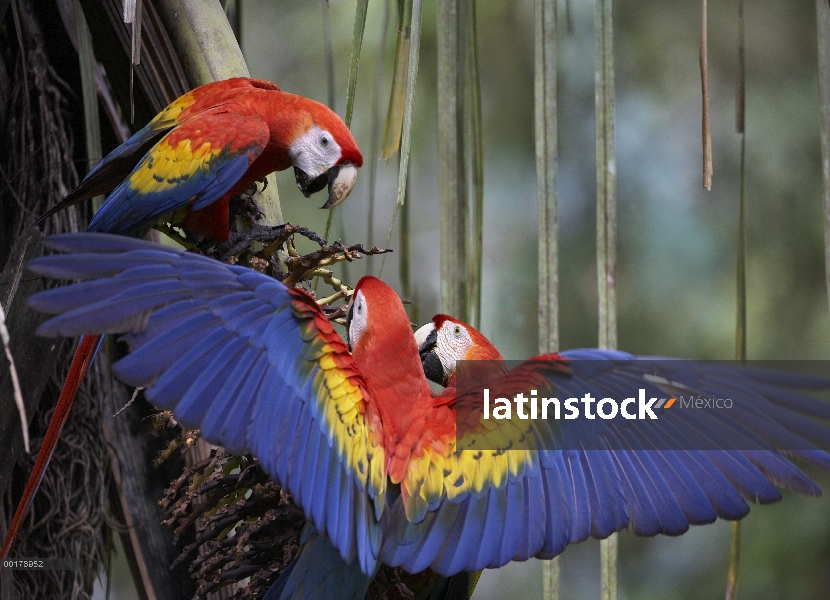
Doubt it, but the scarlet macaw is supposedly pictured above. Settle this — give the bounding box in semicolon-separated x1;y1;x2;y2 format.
37;77;363;242
0;78;364;561
21;234;830;599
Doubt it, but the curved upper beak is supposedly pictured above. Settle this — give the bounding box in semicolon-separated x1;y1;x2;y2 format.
293;163;358;209
414;323;445;386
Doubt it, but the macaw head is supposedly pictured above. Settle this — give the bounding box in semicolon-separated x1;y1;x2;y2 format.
289;104;363;209
346;276;412;353
346;276;432;395
414;315;505;387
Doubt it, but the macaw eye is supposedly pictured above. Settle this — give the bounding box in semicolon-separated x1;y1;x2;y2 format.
320;133;330;147
453;325;462;337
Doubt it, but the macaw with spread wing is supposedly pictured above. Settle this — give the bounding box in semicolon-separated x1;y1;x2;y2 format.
36;77;363;242
0;77;364;562
17;234;830;600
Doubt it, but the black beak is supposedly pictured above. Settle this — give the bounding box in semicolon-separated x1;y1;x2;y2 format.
294;164;358;209
345;298;355;351
418;328;446;385
294;166;329;198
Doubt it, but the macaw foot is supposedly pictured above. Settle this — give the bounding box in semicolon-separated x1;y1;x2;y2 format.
229;183;267;226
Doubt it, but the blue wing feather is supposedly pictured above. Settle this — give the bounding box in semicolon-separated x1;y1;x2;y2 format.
300;425;324;512
336;472;357;565
561;451;591;542
580;451;626;537
474;488;507;570
272;380;306;478
622;449;688;535
88;113;268;235
28;233;385;576
407;501;463;574
496;480;524;566
311;441;334;529
145;328;235;405
436;498;484;573
113;313;220;378
215;353;270;452
284;401;315;505
701;451;781;503
197;345;262;452
177;335;249;409
540;457;574;558
431;496;474;572
607;449;663;536
642;451;716;524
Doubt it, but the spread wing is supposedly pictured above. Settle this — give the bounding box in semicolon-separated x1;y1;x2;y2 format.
27;233;385;575
86;110;269;235
381;350;830;576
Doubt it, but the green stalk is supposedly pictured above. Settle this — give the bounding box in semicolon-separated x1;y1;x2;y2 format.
726;521;742;600
466;0;484;330
400;170;411;302
726;2;747;599
595;0;617;598
595;0;617;353
322;0;337;111
382;0;413;160
323;0;368;245
436;0;469;321
345;0;369;128
380;0;422;276
543;556;561;600
73;0;103;211
319;0;347;289
536;0;559;356
366;0;392;252
700;0;712;190
815;0;830;317
536;0;559;595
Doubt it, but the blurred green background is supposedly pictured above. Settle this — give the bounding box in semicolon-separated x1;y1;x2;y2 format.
96;0;830;598
246;0;830;361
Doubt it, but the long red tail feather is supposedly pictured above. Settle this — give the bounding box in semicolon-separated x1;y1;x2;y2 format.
0;334;100;560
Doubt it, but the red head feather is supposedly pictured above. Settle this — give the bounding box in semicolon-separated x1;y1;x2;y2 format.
432;314;504;362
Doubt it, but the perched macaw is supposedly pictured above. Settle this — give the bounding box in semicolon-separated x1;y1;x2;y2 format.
20;234;830;600
1;78;365;562
36;77;363;242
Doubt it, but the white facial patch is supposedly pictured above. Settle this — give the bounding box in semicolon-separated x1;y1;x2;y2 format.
437;322;474;374
288;125;343;178
348;290;368;348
